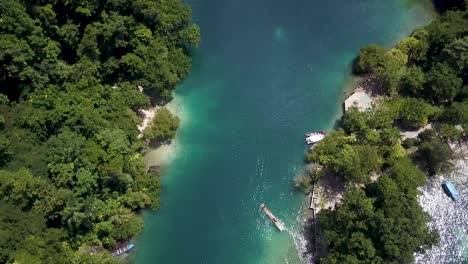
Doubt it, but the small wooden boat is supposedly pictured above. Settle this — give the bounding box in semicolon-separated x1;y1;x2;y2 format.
442;180;458;201
111;244;135;257
260;203;285;231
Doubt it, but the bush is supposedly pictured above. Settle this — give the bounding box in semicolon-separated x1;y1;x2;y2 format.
418;129;437;142
143;108;180;143
402;138;418;149
353;45;386;74
396;97;440;128
441;101;468;125
294;175;312;193
413;138;454;175
439;123;462;140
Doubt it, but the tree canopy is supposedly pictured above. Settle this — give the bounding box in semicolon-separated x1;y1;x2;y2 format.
143;108;180;143
353;45;386;74
306;6;468;264
353;7;467;103
0;0;199;261
310;5;468;262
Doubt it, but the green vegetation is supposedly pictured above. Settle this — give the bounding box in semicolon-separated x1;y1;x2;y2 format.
309;2;468;263
412;130;455;176
143;108;180;143
310;102;442;264
319;159;438;263
352;45;386;74
0;0;199;262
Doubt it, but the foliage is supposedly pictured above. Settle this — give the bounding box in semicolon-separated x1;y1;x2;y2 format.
341;107;372;134
319;167;438;264
439;123;462;140
425;10;467;54
316;5;468;263
0;202;67;264
396;36;428;62
425;62;463;102
442;35;468;70
402;137;419;149
143;108;180;143
375;48;408;95
390;97;440;128
352;9;468;101
295;165;323;193
352;45;386;74
433;0;468;12
399;66;426;96
308;130;383;184
0;0;199;260
413;137;454;176
441;101;468;125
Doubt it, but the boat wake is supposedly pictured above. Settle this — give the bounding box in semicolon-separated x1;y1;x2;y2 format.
251;154;315;263
287;211;314;264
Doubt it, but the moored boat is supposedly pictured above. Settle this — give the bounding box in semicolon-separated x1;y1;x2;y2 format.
442;180;458;201
260;203;285;231
111;244;135;257
305;130;327;137
305;134;325;145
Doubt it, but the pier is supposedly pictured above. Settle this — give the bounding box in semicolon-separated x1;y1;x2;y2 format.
309;184;319;252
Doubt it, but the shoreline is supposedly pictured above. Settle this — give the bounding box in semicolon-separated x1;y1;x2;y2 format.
139;95;185;171
415;142;468;263
296;74;379;262
121;95;185;260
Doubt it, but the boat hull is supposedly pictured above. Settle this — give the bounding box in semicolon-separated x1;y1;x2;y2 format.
442;180;458;201
305;134;325;144
111;244;135;257
305;130;327;137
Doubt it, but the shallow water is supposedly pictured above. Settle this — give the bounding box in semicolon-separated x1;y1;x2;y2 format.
133;1;434;263
416;159;468;264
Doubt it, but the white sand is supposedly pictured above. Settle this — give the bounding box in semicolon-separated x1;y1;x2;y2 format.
137;108;157;137
141;95;185;169
145;142;178;168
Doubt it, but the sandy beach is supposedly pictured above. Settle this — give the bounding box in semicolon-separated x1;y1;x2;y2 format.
139;95;186;170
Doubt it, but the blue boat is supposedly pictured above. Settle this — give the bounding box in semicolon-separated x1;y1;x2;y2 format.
111;244;135;257
442;180;458;201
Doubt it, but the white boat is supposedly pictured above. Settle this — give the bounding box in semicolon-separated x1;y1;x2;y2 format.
111;244;135;257
305;130;327;137
260;203;285;231
305;134;325;145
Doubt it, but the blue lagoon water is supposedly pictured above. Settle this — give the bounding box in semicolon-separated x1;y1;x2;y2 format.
134;1;433;263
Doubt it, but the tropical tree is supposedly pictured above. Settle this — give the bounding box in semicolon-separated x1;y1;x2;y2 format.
375;48;408;95
143;108;180;143
425;63;463;102
400;66;426;96
353;45;386;74
413;138;454;175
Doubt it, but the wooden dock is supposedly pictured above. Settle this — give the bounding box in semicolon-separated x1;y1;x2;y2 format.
309;184;319;251
310;185;319;209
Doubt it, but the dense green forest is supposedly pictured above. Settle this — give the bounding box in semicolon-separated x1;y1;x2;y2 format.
305;1;468;263
0;0;199;262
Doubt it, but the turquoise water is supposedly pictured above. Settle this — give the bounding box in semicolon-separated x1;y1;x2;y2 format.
134;1;433;263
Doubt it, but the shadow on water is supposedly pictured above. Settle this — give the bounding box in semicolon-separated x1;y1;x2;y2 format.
301;217;322;264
